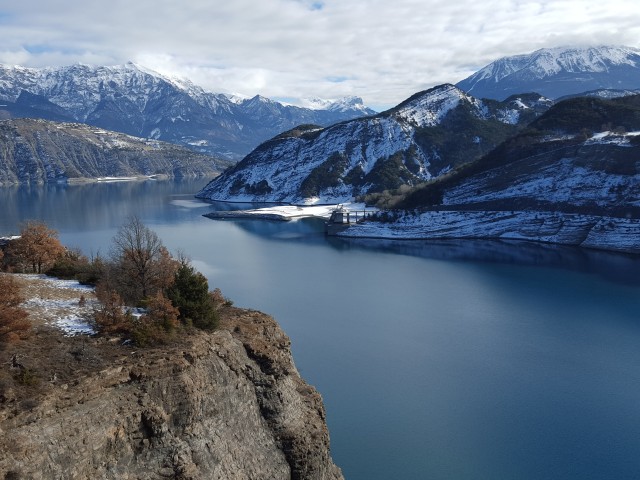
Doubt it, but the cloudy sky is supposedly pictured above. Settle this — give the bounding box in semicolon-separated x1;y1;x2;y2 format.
2;0;640;110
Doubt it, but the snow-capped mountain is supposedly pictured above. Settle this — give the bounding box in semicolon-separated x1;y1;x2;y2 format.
196;84;551;204
331;94;640;254
0;118;231;186
457;45;640;100
299;96;372;114
397;94;640;218
0;63;376;160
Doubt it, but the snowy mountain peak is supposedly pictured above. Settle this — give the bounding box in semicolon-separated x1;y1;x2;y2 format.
457;45;640;100
196;85;548;205
390;84;481;127
0;62;375;159
299;95;370;113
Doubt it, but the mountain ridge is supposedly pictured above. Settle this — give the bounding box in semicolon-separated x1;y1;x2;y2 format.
0;117;231;185
457;45;640;100
196;84;552;204
0;63;376;160
327;94;640;254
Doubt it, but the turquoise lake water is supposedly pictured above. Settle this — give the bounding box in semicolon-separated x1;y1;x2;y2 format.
2;179;640;480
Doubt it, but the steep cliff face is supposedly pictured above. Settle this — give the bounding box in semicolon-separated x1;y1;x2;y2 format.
0;307;343;480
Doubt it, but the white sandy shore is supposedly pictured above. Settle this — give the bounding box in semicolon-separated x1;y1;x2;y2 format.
206;202;371;221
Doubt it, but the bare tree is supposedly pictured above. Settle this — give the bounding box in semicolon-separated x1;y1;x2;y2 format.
9;221;65;273
109;217;178;305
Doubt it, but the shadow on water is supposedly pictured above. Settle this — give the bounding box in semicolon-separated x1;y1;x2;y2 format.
325;236;640;286
202;201;640;286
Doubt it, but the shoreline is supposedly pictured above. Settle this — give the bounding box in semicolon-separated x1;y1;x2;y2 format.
329;209;640;255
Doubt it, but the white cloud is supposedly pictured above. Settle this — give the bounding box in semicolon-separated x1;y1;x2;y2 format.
2;0;640;109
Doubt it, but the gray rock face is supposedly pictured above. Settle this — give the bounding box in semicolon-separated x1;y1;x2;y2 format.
0;309;343;480
0;118;232;185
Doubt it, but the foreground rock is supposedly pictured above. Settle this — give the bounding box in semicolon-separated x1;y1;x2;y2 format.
0;305;343;479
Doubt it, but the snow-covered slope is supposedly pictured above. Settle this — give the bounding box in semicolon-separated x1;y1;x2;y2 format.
0;63;375;160
336;94;640;253
440;133;640;214
457;45;640;100
196;85;550;204
300;96;373;114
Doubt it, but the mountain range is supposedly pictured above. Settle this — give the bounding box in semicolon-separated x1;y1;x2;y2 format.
196;85;552;203
331;94;640;253
195;45;640;206
456;45;640;100
0;63;375;160
2;44;640;205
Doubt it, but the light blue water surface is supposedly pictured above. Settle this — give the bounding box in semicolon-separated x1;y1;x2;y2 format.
2;179;640;480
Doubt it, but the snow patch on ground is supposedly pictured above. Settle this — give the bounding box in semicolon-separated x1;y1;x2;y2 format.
17;274;97;336
207;202;371;221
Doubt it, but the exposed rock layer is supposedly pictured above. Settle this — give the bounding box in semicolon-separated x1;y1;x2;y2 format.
0;118;231;186
0;307;343;480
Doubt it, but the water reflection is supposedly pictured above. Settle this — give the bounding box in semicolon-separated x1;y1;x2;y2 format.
207;205;640;286
0;178;214;233
326;237;640;286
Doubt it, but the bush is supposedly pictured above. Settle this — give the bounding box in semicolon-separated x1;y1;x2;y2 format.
167;263;219;331
0;275;31;344
8;221;65;274
43;248;103;285
13;368;39;386
93;288;133;334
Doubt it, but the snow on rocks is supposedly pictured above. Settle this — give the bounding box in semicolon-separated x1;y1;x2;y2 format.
333;210;640;254
205;203;370;221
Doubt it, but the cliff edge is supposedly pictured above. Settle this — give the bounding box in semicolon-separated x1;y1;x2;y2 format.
0;303;343;479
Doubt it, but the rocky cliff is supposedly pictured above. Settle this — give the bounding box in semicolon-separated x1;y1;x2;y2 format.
0;118;231;185
0;305;343;479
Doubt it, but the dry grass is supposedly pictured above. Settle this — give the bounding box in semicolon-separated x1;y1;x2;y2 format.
0;273;240;419
9;273;98;333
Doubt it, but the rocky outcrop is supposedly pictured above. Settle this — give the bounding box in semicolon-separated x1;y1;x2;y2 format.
0;308;343;479
0;118;231;185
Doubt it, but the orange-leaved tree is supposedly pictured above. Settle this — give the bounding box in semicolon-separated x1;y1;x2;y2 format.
9;221;66;273
0;274;31;343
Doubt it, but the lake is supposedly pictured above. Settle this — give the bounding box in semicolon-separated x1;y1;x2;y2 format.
2;179;640;480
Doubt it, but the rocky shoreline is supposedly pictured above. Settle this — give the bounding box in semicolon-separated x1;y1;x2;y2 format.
330;210;640;254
